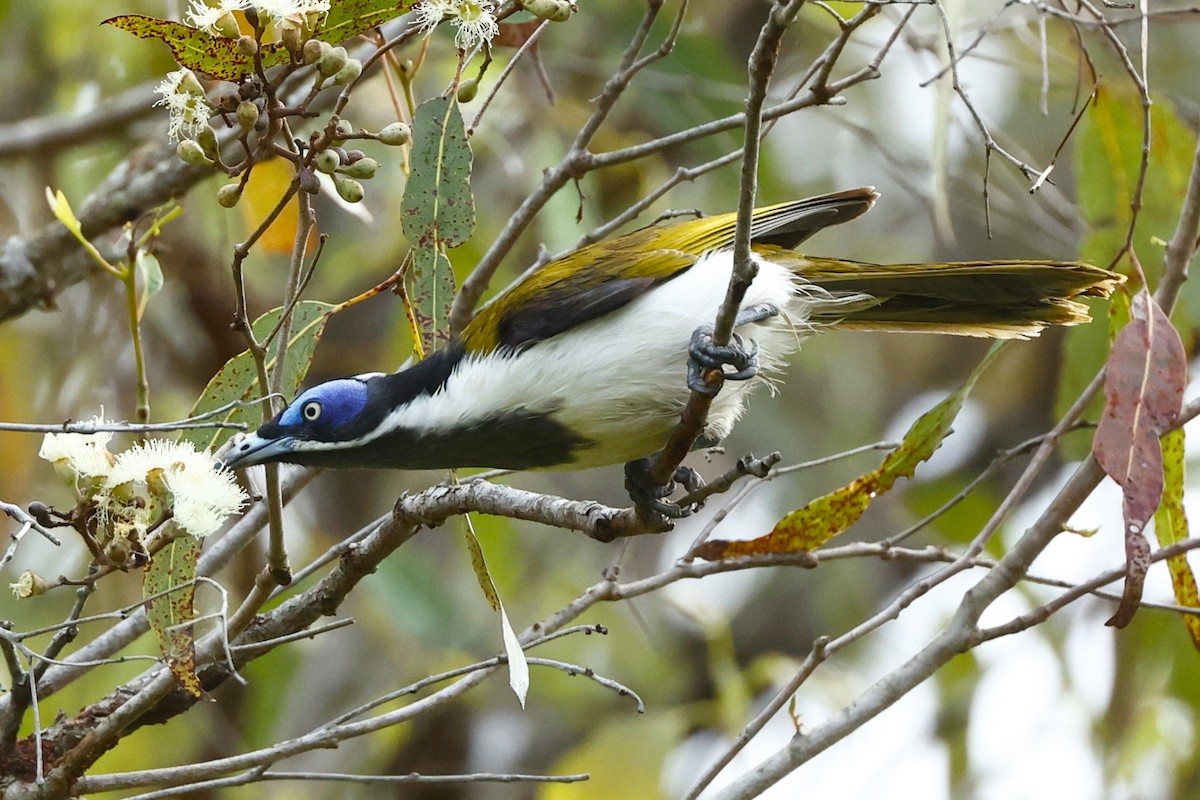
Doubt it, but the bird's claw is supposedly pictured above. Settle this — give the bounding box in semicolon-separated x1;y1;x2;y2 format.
624;459;706;520
688;327;760;396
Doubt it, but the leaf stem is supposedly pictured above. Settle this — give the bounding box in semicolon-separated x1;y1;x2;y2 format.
122;261;151;427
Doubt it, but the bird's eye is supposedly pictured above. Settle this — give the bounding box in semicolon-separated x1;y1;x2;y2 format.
302;401;322;421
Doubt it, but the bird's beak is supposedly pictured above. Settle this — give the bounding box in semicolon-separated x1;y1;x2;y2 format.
217;432;294;470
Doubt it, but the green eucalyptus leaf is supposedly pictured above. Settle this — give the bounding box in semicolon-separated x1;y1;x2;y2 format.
106;3;417;81
180;301;335;453
407;247;456;354
136;252;164;317
403;95;476;249
144;531;202;697
401;95;474;350
1059;88;1199;447
103;15;288;80
316;0;421;45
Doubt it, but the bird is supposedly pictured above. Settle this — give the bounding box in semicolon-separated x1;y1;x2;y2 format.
218;187;1122;515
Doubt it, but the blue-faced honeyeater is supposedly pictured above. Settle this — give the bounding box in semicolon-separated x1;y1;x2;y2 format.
219;188;1122;511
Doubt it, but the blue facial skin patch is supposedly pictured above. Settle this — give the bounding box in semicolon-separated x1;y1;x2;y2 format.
279;379;370;430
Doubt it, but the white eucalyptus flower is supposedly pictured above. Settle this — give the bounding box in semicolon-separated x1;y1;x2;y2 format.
185;0;249;34
153;69;215;142
413;0;498;50
39;424;116;492
9;571;50;599
110;439;247;538
254;0;331;27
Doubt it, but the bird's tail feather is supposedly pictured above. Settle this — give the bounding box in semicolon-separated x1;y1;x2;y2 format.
782;256;1125;339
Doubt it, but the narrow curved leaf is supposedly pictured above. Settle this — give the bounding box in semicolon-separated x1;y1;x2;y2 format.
1061;89;1198;445
403;96;475;249
1094;289;1186;627
1154;429;1200;650
464;524;529;708
401;96;475;352
407;247;457;354
144;531;202;697
697;346;1003;560
180;300;335;453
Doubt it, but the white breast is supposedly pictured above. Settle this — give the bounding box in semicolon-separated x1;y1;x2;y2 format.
382;251;811;468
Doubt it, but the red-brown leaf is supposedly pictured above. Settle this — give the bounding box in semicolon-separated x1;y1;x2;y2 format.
1093;289;1187;627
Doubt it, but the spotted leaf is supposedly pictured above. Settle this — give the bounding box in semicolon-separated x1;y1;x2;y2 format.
144;531;202;697
696;345;1002;559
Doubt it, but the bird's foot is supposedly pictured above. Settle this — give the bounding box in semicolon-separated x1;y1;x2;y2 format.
688;329;759;396
686;304;778;396
624;458;705;520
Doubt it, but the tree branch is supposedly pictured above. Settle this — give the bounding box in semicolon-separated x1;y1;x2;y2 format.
0;139;211;324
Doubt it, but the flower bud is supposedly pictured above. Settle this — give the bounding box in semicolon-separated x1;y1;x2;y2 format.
235;35;259;56
302;38;327;65
28;502;54;528
314;149;341;174
318;46;349;77
236;100;259;131
332;119;354;141
281;20;303;55
214;10;243;39
333;174;364;203
377;122;411;146
333;58;363;86
343;149;365;163
178;68;207;98
521;0;576;21
177;139;213;166
457;78;479;103
217;182;243;208
196;125;220;159
339;157;379;179
298;166;321;194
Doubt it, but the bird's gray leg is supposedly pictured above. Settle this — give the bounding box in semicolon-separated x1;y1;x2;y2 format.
687;304;780;396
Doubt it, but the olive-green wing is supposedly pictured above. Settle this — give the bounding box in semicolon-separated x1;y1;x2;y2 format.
462;188;879;352
461;228;699;352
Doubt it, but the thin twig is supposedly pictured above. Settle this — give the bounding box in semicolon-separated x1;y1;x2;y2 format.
647;0;807;491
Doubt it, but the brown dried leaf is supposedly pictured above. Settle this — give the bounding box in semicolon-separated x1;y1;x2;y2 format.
1093;289;1186;627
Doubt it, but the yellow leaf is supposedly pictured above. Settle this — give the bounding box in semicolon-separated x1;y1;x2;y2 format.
241;158;301;255
1154;429;1200;651
464;516;529;706
45;187;81;234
